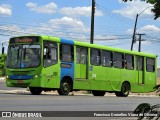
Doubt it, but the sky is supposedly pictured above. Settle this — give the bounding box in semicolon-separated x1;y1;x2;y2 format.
0;0;160;66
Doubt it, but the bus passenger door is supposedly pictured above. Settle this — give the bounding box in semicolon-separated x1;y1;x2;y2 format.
42;41;60;88
74;47;89;90
75;47;88;79
136;56;144;85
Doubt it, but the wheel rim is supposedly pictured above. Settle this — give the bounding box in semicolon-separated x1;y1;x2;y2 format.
62;82;70;93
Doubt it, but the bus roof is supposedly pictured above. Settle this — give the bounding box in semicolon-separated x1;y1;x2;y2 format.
10;35;157;58
74;40;156;58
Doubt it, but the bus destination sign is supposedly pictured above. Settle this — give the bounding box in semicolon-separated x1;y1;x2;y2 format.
15;38;33;43
10;37;39;44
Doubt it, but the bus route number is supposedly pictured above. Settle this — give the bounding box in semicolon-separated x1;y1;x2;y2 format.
92;74;96;78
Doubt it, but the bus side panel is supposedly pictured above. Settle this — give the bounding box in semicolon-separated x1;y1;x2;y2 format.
73;80;90;90
132;71;145;92
41;64;60;89
144;72;156;92
121;69;136;92
107;67;121;91
99;66;108;91
60;62;74;82
89;66;107;91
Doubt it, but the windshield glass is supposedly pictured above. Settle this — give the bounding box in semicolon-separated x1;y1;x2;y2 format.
7;44;41;68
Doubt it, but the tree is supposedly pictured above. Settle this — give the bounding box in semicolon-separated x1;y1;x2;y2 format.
0;54;6;76
123;0;160;20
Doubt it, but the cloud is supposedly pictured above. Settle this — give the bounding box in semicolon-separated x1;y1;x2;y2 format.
26;2;57;14
138;25;160;33
60;6;103;17
26;2;103;17
126;24;160;35
48;17;90;32
0;17;90;41
113;1;154;19
0;25;28;35
0;4;12;16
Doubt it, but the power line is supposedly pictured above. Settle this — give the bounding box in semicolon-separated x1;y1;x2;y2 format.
95;37;131;41
106;41;131;46
96;3;134;27
96;2;146;30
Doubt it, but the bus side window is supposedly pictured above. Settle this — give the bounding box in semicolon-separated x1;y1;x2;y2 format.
76;47;81;63
81;48;87;64
91;49;101;66
60;44;74;62
101;50;112;67
136;56;144;71
114;52;124;69
76;47;87;64
146;58;155;72
44;41;57;67
125;54;134;70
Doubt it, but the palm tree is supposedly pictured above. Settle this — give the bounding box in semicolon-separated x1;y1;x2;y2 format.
134;103;160;120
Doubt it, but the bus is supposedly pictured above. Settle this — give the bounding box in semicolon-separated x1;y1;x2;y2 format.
6;35;157;97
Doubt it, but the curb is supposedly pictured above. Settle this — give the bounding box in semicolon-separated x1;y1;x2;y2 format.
0;90;158;97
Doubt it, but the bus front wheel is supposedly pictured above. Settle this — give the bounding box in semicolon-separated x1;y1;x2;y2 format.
92;90;106;96
115;82;130;97
29;87;42;95
57;79;72;95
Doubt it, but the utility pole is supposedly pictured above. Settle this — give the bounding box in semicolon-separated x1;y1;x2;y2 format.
1;41;8;54
1;43;4;54
137;33;145;52
131;14;138;51
131;6;153;51
90;0;95;44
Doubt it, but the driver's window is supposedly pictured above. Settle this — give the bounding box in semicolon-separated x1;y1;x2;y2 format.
44;41;57;67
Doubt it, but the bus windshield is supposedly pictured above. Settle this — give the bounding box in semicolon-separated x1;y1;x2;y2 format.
7;44;41;68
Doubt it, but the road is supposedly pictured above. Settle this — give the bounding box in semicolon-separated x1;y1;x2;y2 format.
0;81;159;120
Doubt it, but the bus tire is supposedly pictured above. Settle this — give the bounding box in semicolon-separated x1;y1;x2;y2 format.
115;82;130;97
92;90;106;96
57;79;72;95
29;87;42;95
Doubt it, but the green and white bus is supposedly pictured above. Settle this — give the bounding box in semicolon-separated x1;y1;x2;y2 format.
6;35;157;97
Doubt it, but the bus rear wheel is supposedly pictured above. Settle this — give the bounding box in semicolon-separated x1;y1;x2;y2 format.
29;87;42;95
115;82;130;97
92;90;106;96
57;79;72;95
